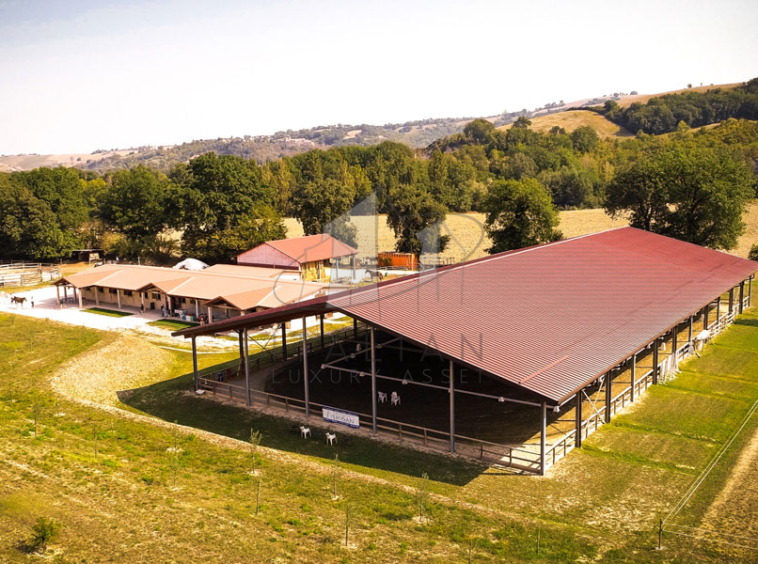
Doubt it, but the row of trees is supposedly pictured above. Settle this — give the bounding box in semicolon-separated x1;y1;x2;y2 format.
0;116;756;262
603;78;758;135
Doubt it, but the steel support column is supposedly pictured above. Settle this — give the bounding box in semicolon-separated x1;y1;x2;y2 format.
281;323;287;360
353;318;358;339
449;359;455;453
630;354;636;402
370;327;377;435
191;336;199;391
749;276;753;307
652;338;660;385
302;316;310;418
540;402;547;476
605;373;612;423
320;313;325;349
243;329;251;406
740;281;745;314
575;391;583;448
672;325;678;369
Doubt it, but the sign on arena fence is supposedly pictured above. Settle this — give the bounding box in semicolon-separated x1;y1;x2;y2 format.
322;406;360;429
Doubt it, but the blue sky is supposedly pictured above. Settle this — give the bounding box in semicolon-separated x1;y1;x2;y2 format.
1;0;756;154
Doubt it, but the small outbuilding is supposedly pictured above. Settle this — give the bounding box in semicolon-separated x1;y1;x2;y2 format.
236;234;358;282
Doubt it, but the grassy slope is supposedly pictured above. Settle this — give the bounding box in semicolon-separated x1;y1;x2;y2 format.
498;110;634;139
2;301;758;561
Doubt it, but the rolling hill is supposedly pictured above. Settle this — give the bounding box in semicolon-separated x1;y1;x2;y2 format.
0;81;743;173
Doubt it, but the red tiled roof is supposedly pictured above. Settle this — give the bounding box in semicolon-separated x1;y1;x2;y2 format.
177;228;757;404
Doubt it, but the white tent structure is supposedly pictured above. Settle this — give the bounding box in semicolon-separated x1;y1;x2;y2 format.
173;258;209;271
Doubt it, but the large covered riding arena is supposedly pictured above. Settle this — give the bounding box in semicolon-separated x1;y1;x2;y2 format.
175;228;757;475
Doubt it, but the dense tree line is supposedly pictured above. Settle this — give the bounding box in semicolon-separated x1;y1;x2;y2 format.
1;114;757;262
602;78;758;135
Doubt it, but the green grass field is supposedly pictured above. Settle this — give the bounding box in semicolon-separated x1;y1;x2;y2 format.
147;318;198;330
83;307;133;317
2;306;758;562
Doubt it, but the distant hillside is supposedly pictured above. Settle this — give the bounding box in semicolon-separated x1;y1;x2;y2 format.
499;110;634;139
0;81;745;173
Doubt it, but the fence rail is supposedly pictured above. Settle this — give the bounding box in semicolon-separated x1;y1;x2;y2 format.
0;262;61;288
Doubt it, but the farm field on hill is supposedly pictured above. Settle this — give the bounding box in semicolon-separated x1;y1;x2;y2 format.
2;300;758;561
499;110;634;138
285;202;758;261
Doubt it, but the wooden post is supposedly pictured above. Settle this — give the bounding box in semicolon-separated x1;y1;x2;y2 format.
729;288;735;314
688;316;693;342
703;305;709;330
353;318;358;339
302;316;310;418
370;327;377;435
320;313;325;349
575;391;583;448
95;289;100;307
191;336;199;391
652;338;660;385
739;281;745;314
77;287;83;309
55;284;61;308
540;402;547;476
243;328;251;406
449;359;455;453
63;285;67;302
195;299;199;318
116;288;121;309
605;373;612;423
281;323;287;360
630;354;636;402
140;292;144;311
208;306;213;323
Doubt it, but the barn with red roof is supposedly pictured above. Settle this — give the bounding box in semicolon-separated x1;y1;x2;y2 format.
176;228;757;474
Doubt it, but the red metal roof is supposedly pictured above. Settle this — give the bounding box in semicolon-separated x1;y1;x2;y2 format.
238;234;358;267
178;228;757;404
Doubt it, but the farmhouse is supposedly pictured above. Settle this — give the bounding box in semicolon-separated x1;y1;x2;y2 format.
175;228;757;474
236;234;358;282
54;263;331;322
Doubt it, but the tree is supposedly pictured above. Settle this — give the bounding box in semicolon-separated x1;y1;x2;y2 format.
0;167;90;259
386;183;449;255
605;144;754;249
289;150;370;247
570;126;599;153
483;178;561;254
463;119;496;143
170;153;283;261
511;116;532;129
99;166;172;258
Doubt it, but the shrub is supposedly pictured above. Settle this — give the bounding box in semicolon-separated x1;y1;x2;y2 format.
749;243;758;262
28;517;61;552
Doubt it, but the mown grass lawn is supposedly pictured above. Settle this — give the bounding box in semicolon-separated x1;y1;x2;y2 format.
147;318;198;330
83;307;133;317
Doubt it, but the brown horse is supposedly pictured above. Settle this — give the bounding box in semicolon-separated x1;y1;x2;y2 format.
11;296;26;307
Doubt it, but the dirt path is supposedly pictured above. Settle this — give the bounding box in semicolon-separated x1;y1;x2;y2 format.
51;334;175;406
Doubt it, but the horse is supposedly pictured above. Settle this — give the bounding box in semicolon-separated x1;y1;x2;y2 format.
11;296;26;307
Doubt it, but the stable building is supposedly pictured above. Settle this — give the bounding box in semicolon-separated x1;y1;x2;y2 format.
54;263;331;322
175;228;757;474
236;234;358;282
